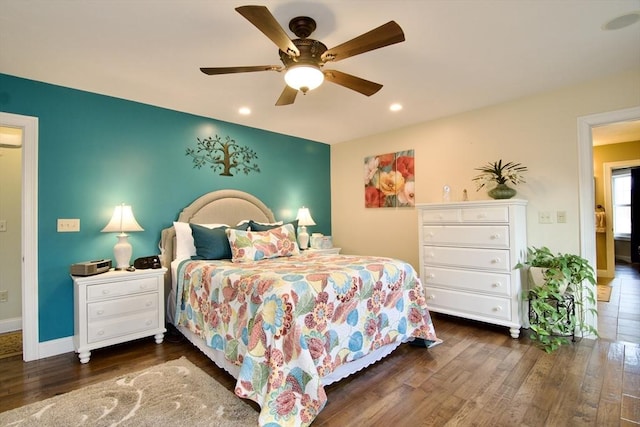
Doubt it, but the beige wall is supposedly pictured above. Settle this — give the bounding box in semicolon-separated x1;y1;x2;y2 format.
331;70;640;272
593;140;640;268
0;143;22;323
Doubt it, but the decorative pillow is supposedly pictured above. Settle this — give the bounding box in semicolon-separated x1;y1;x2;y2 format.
238;219;283;228
249;219;298;237
226;223;300;263
173;221;228;261
190;224;233;260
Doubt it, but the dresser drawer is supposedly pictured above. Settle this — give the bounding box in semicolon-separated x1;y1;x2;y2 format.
423;245;510;271
424;287;512;321
88;293;158;321
421;209;460;223
423;266;511;297
87;312;159;343
86;277;159;301
461;206;509;223
422;225;509;248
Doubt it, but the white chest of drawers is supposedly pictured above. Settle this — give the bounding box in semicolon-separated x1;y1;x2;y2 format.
73;268;167;363
417;200;527;338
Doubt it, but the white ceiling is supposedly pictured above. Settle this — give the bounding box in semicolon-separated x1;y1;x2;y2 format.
1;0;639;145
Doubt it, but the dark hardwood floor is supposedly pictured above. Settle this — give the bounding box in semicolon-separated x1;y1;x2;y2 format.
1;264;639;426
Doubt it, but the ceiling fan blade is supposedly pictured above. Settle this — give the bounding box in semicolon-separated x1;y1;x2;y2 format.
321;21;405;63
323;70;383;96
200;65;280;75
236;6;300;57
275;85;298;106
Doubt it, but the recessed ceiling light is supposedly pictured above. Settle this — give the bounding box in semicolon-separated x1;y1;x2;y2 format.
239;107;251;115
390;103;403;112
602;11;640;30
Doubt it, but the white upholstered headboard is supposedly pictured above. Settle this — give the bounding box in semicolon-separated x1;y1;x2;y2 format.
159;189;276;292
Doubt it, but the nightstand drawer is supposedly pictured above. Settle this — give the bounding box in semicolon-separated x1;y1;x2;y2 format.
423;266;511;297
422;225;509;248
87;312;159;343
86;277;158;301
423;246;511;271
88;293;158;321
425;287;512;321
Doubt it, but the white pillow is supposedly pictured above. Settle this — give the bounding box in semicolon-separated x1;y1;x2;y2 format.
173;221;228;261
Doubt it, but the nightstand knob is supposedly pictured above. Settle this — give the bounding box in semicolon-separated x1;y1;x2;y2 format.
97;330;105;336
493;306;503;312
427;294;435;300
145;320;152;326
490;234;501;240
478;213;487;218
491;258;501;264
96;309;104;315
102;289;110;295
427;273;435;279
145;301;152;307
491;282;501;288
140;284;148;290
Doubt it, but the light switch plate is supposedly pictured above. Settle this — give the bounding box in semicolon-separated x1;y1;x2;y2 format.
57;218;80;232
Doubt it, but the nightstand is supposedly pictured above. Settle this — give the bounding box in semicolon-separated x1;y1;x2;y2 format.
73;268;167;363
304;247;341;255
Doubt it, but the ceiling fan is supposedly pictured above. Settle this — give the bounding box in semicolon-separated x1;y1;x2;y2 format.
200;5;405;106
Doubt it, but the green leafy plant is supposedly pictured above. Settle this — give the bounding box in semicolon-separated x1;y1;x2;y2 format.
472;159;527;190
516;246;598;353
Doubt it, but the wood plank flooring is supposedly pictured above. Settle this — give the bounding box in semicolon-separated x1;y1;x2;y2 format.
1;263;639;425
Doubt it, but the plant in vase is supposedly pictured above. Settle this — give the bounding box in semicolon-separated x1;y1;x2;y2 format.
516;246;598;353
473;159;527;199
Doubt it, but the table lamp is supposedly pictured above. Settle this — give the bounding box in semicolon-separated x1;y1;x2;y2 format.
101;203;144;269
296;207;316;250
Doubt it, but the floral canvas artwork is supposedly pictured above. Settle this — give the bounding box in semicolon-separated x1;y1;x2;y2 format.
364;149;415;208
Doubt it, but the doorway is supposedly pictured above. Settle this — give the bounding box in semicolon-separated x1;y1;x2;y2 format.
578;106;640;335
0;112;38;361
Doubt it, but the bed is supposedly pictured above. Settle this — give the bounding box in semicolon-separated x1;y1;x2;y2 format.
160;189;440;427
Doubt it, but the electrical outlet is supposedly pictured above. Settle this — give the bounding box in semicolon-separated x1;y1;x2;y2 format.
538;211;553;224
557;211;567;223
0;290;8;303
57;218;80;232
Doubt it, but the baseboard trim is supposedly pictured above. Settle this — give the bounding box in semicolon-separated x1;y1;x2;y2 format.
0;317;21;334
37;336;74;359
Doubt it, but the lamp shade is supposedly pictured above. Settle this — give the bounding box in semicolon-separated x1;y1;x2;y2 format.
101;204;144;233
296;207;316;226
284;65;324;92
101;204;143;270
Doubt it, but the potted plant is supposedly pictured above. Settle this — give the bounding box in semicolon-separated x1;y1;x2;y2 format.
473;159;527;199
516;246;598;353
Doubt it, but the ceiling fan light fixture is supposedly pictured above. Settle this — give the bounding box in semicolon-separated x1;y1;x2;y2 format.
284;65;324;93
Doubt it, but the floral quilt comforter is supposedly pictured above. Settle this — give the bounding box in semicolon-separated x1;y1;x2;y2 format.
174;254;439;427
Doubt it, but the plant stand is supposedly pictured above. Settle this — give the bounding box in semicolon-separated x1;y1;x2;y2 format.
528;293;576;342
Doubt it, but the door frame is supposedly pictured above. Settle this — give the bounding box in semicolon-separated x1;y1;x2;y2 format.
578;106;640;332
0;112;38;361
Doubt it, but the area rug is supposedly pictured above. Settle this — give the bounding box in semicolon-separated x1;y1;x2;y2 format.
0;357;258;426
597;285;612;302
0;331;22;360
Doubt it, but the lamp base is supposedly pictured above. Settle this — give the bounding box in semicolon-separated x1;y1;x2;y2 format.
298;226;310;250
113;233;133;269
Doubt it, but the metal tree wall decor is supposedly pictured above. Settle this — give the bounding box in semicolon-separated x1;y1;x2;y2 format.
186;135;260;176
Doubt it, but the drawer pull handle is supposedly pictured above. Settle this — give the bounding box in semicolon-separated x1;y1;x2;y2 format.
427;252;435;258
97;330;104;336
427;273;435;279
96;309;104;315
145;301;153;307
140;284;148;290
491;258;501;264
491;282;501;288
478;213;486;218
145;320;152;326
490;234;501;240
427;232;435;238
102;289;110;295
493;306;503;312
427;294;435;300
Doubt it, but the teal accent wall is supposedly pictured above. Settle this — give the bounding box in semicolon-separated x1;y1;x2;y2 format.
0;73;331;342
